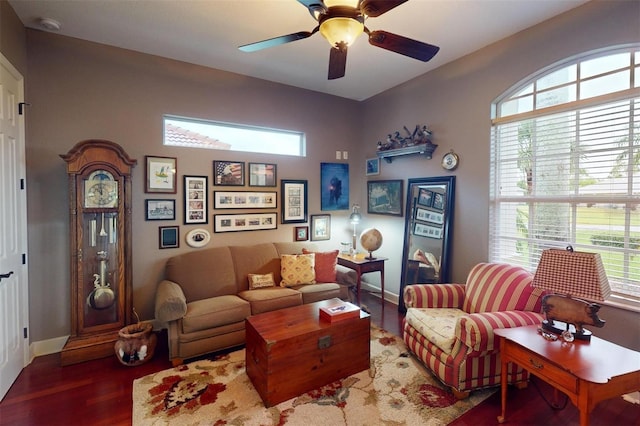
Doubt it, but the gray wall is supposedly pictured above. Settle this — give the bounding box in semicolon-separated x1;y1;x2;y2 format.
2;0;638;351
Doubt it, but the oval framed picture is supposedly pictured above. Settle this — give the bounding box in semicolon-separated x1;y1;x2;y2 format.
185;228;211;248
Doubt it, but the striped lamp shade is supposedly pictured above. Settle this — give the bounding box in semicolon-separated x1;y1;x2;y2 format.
532;246;611;302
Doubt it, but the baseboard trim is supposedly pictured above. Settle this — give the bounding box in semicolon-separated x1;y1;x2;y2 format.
30;335;68;361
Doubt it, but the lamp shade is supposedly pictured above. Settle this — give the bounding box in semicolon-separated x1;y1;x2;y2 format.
319;17;364;47
532;247;611;302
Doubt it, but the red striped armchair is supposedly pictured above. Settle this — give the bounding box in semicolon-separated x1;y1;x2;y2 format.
402;262;546;399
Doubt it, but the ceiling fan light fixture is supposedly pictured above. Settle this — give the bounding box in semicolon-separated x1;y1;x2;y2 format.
324;0;360;7
319;17;364;47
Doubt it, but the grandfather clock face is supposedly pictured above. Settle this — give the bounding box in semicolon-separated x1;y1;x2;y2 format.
84;170;118;208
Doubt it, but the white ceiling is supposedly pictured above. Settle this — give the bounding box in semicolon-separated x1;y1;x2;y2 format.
8;0;589;101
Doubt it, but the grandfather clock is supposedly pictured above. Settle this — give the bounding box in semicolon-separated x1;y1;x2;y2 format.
60;140;136;365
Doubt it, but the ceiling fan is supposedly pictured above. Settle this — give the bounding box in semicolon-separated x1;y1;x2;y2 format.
239;0;440;80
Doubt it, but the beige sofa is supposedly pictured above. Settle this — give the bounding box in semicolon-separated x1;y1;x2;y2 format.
154;242;356;365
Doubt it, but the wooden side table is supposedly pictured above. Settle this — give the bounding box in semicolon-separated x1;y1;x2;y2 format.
495;325;640;426
337;255;387;305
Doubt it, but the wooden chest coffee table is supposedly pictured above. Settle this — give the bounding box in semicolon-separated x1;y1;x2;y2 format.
245;298;371;407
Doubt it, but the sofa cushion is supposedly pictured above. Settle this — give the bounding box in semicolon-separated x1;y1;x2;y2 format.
292;283;342;304
182;295;251;334
280;254;316;286
302;249;338;283
248;272;276;289
229;243;282;292
405;307;468;354
165;246;237;301
238;287;302;315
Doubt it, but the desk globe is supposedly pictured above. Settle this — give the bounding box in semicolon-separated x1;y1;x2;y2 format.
360;228;383;259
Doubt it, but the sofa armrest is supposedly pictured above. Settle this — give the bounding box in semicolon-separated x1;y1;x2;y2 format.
336;265;357;287
455;311;544;356
403;283;466;309
155;279;187;323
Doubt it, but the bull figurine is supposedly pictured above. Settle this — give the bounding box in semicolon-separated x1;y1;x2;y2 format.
542;294;605;336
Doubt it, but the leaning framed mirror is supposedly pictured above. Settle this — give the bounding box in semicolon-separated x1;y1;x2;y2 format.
398;176;456;312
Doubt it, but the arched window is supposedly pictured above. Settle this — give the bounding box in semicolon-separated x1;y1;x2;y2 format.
490;45;640;307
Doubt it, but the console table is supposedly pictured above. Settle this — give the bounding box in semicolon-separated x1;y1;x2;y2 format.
337;255;387;305
495;325;640;426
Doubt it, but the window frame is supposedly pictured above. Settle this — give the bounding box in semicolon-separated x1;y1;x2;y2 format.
490;44;640;310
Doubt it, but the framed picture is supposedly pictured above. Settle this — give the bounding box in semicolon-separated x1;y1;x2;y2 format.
145;156;176;193
159;226;179;249
311;214;331;241
281;179;308;224
213;161;244;186
214;191;277;209
432;192;446;211
248;162;277;187
366;157;380;176
185;228;211;248
184;175;208;224
214;212;277;233
295;226;309;242
367;179;403;216
417;188;433;207
416;207;444;225
320;162;349;211
145;199;175;221
413;222;443;239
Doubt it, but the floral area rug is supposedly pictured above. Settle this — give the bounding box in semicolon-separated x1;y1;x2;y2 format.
132;327;494;425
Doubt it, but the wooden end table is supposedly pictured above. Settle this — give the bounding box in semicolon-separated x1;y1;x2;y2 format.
337;255;387;305
495;325;640;426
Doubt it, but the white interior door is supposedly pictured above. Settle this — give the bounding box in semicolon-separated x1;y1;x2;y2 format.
0;53;29;401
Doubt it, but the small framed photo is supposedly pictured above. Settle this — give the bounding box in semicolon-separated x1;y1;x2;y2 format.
185;228;211;248
311;214;331;241
145;156;176;193
184;175;208;224
367;179;403;216
417;188;433;207
159;226;179;249
416;208;444;225
214;213;277;233
432;192;445;211
366;158;380;176
248;163;277;187
213;161;245;186
214;191;277;209
413;222;443;239
145;199;175;221
281;179;308;224
295;226;309;242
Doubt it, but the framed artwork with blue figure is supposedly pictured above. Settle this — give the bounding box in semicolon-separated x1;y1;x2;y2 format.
321;162;349;211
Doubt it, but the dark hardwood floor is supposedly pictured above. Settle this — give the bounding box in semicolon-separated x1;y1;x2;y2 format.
1;291;638;425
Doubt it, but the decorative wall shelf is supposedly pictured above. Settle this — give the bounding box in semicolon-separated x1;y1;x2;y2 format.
376;143;438;163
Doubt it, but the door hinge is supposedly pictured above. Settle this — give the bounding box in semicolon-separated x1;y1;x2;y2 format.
18;102;31;115
20;178;25;190
23;327;28;339
22;253;26;265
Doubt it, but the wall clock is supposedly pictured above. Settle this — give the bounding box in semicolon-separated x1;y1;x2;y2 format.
60;140;137;366
441;150;459;171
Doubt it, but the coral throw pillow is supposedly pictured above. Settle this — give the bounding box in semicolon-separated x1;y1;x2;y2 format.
302;249;338;283
248;272;276;290
280;254;316;287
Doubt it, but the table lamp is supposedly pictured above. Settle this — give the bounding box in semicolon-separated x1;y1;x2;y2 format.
349;204;361;254
532;246;611;341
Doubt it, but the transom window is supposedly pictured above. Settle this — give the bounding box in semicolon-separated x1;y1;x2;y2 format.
490;45;640;307
163;115;305;156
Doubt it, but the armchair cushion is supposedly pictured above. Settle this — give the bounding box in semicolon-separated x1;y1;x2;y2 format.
405;308;468;354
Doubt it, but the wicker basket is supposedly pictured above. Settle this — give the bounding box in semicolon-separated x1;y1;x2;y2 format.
114;322;157;366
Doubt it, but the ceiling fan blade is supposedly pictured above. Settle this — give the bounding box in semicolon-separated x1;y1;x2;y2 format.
328;44;348;80
239;31;314;53
368;30;439;62
360;0;408;17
